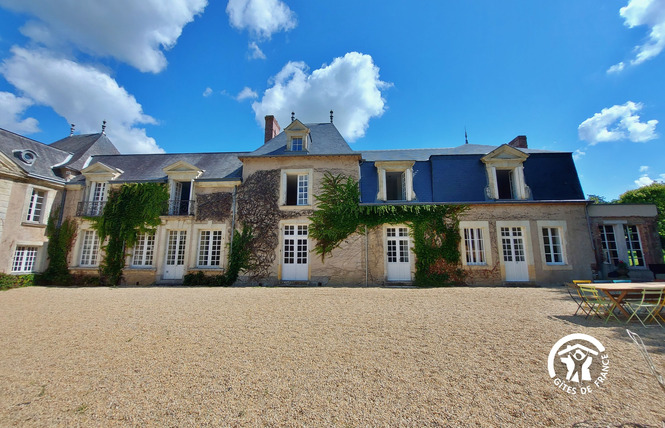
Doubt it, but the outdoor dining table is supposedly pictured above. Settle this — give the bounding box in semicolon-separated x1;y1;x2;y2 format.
592;282;665;318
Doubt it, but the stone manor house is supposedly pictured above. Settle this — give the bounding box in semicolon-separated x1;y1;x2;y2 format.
0;115;661;286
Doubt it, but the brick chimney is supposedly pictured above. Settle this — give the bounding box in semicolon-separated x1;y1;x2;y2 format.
508;135;527;149
264;115;281;143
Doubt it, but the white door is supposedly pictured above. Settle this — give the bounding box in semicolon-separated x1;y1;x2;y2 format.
282;225;308;280
500;226;529;281
164;230;187;280
386;227;411;281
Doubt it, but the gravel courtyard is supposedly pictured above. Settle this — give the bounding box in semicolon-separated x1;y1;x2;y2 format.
0;286;663;427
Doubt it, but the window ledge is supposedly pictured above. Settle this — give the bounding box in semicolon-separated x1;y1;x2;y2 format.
127;266;157;271
280;205;313;211
542;264;573;271
462;264;492;270
21;221;47;228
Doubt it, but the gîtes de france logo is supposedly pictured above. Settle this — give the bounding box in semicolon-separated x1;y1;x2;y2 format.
548;333;610;395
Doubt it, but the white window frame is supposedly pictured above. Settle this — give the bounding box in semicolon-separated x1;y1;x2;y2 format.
25;189;46;223
131;232;156;267
375;161;416;202
197;229;224;268
12;246;39;272
536;221;571;270
79;229;100;267
599;222;646;269
281;169;313;208
459;221;492;268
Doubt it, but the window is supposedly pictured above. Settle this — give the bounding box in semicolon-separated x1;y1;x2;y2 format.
599;224;645;267
80;230;100;266
170;181;192;215
542;227;564;264
496;170;514;199
88;182;107;216
284;171;310;206
463;228;486;265
132;232;155;266
26;189;45;222
291;137;303;151
375;161;415;202
12;246;38;272
198;230;223;267
386;227;409;263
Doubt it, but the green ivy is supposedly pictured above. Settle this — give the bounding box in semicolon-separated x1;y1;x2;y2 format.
38;207;78;286
309;172;467;286
0;273;34;291
91;182;169;286
184;225;254;286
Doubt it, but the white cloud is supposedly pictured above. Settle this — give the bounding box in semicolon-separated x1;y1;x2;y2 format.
578;101;658;145
1;47;162;153
0;0;207;73
607;61;625;74
614;0;665;69
640;165;650;172
236;87;258;101
226;0;296;39
248;41;266;60
252;52;391;142
573;148;586;161
635;174;655;187
0;91;40;133
203;87;213;97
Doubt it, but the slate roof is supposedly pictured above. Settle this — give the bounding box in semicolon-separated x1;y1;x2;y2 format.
76;152;248;183
50;133;120;172
244;123;356;157
0;127;71;183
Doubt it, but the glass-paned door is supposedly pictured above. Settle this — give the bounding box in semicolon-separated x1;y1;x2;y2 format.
282;225;308;280
164;230;187;279
386;227;411;281
501;226;529;281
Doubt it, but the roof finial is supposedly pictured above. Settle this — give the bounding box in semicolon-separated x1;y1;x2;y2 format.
101;120;107;134
70;124;75;136
465;127;469;145
330;110;334;123
291;112;295;122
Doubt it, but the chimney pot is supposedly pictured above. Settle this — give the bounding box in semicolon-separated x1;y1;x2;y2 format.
508;135;527;149
264;115;281;143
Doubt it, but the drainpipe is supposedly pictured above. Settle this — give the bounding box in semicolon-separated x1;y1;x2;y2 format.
584;201;598;279
365;225;369;286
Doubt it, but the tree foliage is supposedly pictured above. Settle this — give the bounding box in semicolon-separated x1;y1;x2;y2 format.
309;172;467;286
91;183;169;285
618;182;665;246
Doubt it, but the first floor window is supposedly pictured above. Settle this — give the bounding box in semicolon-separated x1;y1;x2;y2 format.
198;230;222;267
624;225;645;267
599;225;619;265
463;228;486;265
285;173;309;206
26;189;45;222
12;246;38;272
386;171;406;201
80;230;100;266
599;224;644;267
542;227;564;264
132;232;155;266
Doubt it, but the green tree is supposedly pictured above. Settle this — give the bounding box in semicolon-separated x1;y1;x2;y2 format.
618;182;665;247
587;194;608;204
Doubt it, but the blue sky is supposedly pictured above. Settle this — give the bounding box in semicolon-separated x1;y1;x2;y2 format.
0;0;663;200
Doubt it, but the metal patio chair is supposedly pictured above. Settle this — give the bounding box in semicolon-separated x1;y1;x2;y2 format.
577;284;621;323
567;281;592;317
624;289;665;328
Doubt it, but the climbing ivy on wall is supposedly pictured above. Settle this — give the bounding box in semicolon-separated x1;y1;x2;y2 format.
309;172;468;286
91;182;169;285
39;207;78;285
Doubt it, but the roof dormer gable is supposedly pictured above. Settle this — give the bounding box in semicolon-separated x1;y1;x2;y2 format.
284;119;311;152
162;160;203;181
81;162;123;181
481;144;529;166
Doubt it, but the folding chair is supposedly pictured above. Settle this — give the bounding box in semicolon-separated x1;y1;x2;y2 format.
625;289;664;327
577;285;621;323
567;281;592;317
626;329;665;394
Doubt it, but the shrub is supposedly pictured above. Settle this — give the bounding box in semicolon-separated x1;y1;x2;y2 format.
0;273;35;291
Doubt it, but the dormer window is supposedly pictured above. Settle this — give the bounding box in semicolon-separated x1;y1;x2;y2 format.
376;161;416;202
481;145;530;200
291;137;303;151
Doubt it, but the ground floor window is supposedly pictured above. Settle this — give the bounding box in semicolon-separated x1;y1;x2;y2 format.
463;228;486;265
132;232;155;266
599;224;644;267
198;230;222;267
12;246;38;272
80;230;100;266
541;227;564;264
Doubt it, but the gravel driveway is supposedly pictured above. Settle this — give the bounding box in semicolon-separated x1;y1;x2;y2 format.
0;286;663;426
